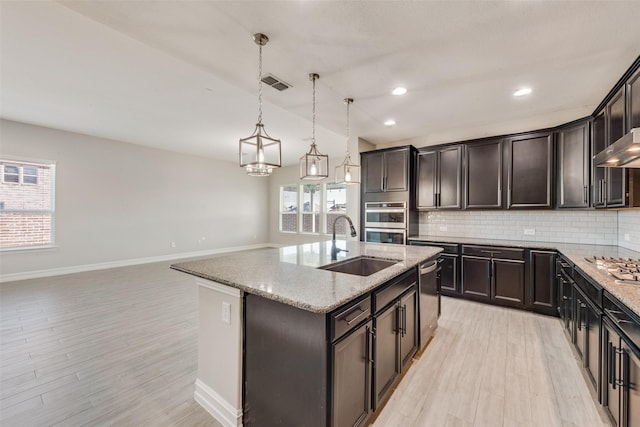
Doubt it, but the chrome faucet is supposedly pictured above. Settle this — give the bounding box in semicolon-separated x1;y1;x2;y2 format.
331;214;357;260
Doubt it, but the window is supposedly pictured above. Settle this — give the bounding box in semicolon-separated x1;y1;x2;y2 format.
280;185;298;233
325;184;347;235
279;183;348;236
301;184;321;233
0;159;55;250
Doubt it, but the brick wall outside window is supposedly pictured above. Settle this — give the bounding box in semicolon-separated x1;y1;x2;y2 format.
0;161;55;249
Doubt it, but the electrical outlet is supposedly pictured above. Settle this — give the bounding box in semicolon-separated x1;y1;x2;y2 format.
170;241;176;248
625;233;631;242
523;228;536;236
439;225;448;232
221;302;231;325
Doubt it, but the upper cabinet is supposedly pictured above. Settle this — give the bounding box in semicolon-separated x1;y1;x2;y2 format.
506;132;554;209
416;145;462;210
465;139;503;209
556;120;590;209
628;67;640;130
362;147;410;194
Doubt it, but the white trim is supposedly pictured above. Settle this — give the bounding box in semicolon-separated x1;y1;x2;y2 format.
0;243;274;283
196;279;241;297
194;378;242;427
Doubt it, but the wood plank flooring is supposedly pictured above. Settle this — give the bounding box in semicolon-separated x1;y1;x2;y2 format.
1;259;610;426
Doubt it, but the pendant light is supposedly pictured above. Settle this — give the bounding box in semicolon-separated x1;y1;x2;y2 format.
239;33;281;177
335;98;360;184
300;73;329;180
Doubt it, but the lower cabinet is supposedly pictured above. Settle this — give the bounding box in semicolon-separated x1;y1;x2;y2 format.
332;320;373;427
408;241;460;295
602;294;640;427
529;250;557;315
373;286;418;409
461;255;491;298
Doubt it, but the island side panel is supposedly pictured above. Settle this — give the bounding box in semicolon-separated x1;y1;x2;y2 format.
244;293;328;427
195;279;243;427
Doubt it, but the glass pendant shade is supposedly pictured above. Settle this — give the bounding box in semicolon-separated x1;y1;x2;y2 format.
239;33;281;177
240;124;282;176
335;97;360;184
300;143;329;180
300;73;329;180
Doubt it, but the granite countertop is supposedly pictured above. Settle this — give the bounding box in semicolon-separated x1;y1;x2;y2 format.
409;234;640;315
171;240;442;314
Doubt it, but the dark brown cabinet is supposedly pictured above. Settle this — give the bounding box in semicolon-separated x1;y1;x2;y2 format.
409;241;460;295
332;320;373;427
573;285;600;391
506;132;554;209
461;245;525;308
465;139;503;209
556;121;590;208
373;283;418;409
594;89;627;208
362;147;409;194
628;68;640;130
528;250;556;315
416;146;463;210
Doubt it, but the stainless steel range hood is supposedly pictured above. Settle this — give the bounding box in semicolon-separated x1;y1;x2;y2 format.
594;128;640;168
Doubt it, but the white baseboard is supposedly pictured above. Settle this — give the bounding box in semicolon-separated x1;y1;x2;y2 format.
194;379;242;427
0;243;275;283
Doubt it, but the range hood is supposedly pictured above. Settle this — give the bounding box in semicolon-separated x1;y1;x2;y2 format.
594;128;640;168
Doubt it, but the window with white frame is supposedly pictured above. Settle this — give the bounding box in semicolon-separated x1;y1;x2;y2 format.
0;160;55;250
279;183;348;235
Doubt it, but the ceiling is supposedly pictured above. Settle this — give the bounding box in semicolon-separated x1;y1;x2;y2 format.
2;1;640;166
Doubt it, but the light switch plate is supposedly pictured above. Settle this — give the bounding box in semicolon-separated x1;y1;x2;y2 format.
625;233;631;242
221;302;231;325
439;225;448;232
524;228;536;236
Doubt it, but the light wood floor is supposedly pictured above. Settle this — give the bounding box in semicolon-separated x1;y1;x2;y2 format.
1;260;610;426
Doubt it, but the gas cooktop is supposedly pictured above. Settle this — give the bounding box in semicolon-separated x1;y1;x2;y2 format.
584;256;640;284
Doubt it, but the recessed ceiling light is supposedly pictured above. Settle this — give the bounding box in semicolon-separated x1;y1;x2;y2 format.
384;119;396;126
513;87;532;97
392;87;407;96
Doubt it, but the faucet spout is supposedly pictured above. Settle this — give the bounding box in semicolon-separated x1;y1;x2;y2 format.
331;214;357;260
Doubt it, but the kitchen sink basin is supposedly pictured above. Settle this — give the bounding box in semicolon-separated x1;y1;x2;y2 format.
319;256;399;277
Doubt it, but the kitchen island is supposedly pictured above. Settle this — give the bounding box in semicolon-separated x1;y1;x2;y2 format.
171;240;442;427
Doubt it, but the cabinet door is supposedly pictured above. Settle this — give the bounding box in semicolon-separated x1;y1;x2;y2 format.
603;320;622;427
607;90;626;207
363;152;384;194
585;302;601;392
557;122;590;208
374;304;399;408
622;340;640;427
529;250;556;314
399;290;418;369
384;149;408;192
465;139;502;209
628;68;640;131
593;111;607;208
507;133;554;208
574;289;588;362
332;320;373;427
492;259;525;307
438;146;463;209
439;253;459;294
416;150;437;209
461;256;491;299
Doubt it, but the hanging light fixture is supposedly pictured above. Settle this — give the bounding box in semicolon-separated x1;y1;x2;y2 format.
300;73;329;180
335;98;360;184
239;33;281;177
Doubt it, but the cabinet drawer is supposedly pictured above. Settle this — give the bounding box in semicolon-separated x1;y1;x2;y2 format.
374;270;416;313
462;245;524;260
418;242;458;254
573;269;601;309
330;296;371;342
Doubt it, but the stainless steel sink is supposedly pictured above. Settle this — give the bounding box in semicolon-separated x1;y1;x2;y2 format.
319;256;399;276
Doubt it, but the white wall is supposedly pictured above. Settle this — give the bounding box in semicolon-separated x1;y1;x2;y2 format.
0;119;269;277
618;210;640;252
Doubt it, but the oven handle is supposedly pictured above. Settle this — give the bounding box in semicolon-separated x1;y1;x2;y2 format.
365;208;406;213
364;228;406;233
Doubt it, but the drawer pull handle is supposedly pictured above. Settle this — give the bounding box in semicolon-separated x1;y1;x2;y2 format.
343;306;369;325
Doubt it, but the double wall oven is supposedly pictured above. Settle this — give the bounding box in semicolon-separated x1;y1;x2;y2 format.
364;202;407;245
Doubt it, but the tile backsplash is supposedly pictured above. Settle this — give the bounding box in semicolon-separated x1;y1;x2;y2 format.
419;210;619;246
618;210;640;252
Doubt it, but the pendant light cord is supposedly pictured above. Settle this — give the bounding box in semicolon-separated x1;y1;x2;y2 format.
257;43;263;125
311;75;316;145
345;99;350;156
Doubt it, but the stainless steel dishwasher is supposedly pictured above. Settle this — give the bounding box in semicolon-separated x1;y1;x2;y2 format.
418;258;440;349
